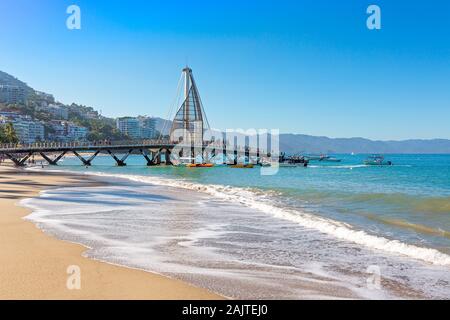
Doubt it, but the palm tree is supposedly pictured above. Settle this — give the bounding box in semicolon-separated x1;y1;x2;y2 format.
2;123;18;143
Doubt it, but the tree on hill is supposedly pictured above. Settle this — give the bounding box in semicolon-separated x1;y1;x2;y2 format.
0;123;19;143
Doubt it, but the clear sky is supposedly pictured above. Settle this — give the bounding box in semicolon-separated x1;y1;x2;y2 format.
0;0;449;140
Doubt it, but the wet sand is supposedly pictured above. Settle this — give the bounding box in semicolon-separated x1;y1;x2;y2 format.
0;164;221;299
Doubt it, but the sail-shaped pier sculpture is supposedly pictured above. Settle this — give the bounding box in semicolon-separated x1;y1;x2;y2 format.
169;67;211;164
170;67;210;145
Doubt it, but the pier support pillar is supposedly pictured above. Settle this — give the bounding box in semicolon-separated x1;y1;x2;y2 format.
256;134;261;165
222;132;227;165
107;149;131;167
165;149;173;165
233;136;238;165
155;151;161;165
190;143;195;164
140;149;154;166
5;152;33;167
73;150;99;166
40;151;67;165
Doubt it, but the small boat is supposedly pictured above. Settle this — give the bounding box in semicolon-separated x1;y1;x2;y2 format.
174;157;196;167
364;155;392;166
279;153;309;167
186;163;214;168
229;163;254;168
304;154;323;161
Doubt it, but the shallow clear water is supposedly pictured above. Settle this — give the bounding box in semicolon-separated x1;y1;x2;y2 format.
22;153;450;299
53;154;450;252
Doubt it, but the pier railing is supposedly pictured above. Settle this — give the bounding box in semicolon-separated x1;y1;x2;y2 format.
0;138;271;167
0;139;267;153
0;139;172;152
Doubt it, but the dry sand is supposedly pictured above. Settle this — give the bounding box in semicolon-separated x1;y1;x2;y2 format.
0;164;221;299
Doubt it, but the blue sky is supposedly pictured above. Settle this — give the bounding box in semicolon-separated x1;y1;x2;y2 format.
0;0;449;140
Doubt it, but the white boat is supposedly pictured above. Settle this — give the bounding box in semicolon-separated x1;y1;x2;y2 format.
174;157;196;166
364;155;392;166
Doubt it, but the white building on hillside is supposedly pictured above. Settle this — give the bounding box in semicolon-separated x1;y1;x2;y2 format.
67;122;88;140
12;120;45;144
0;112;44;143
116;117;140;139
48;121;88;141
138;116;157;139
0;85;27;104
36;104;69;120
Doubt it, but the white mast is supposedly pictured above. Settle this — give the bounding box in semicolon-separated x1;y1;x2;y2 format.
183;67;191;133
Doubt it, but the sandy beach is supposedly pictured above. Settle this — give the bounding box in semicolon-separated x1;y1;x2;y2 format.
0;164;221;300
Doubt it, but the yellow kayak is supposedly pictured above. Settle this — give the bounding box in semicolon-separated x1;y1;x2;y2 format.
186;163;214;168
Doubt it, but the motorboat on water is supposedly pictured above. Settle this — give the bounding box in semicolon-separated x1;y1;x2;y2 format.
278;153;309;167
304;154;323;161
363;155;392;166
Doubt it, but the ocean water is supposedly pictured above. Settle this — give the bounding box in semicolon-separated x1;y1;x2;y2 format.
22;154;450;299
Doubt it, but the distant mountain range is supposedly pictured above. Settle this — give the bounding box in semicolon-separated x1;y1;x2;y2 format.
1;70;449;153
279;134;450;154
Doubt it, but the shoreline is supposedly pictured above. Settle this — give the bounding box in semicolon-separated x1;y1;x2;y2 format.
3;162;449;299
0;164;222;299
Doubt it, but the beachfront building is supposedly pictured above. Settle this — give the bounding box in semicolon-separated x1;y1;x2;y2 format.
0;111;43;143
0;85;27;104
12;120;45;144
66;122;88;140
116;117;140;139
138;116;157;139
48;120;88;141
0;111;24;120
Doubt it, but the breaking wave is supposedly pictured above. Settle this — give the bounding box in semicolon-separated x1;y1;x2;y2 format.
81;171;450;267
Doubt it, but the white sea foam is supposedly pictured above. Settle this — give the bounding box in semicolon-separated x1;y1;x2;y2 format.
24;166;450;267
73;170;450;267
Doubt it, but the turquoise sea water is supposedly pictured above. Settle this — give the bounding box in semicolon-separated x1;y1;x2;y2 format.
25;153;450;298
56;153;450;254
